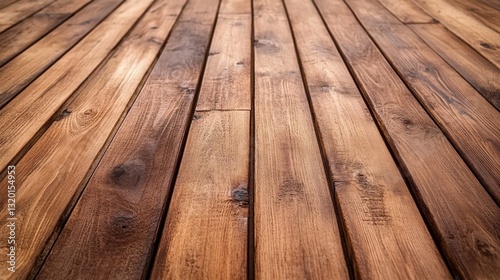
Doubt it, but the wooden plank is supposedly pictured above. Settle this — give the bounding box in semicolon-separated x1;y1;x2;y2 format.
284;0;450;278
253;0;348;278
35;0;219;277
411;0;500;68
152;111;249;279
315;0;500;278
0;0;123;107
0;0;153;177
478;0;500;11
376;0;435;23
0;0;92;66
410;23;500;110
445;0;500;33
0;0;18;10
344;0;500;206
0;0;185;278
0;0;55;32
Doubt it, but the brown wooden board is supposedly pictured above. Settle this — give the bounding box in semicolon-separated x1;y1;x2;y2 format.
316;0;500;278
0;0;18;10
445;0;500;33
36;0;219;277
284;0;450;278
253;0;348;278
0;0;92;67
376;0;436;23
0;0;123;107
0;0;55;32
410;23;500;110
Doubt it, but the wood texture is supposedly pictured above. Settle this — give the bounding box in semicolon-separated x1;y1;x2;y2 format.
444;0;500;33
285;0;450;279
376;0;435;23
0;0;185;278
0;0;55;32
345;0;500;205
410;23;500;110
316;0;500;278
36;0;218;277
0;0;18;10
411;0;500;68
152;111;249;279
253;0;348;278
0;0;153;176
0;0;123;107
0;0;92;67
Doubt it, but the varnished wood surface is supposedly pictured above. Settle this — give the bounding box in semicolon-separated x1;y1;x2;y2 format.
0;0;498;278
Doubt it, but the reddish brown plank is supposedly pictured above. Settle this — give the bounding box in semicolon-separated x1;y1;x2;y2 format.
0;0;55;32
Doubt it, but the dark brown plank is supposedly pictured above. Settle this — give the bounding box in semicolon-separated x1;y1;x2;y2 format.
0;0;92;66
315;0;500;278
284;0;450;278
0;0;123;107
253;0;348;278
410;23;500;110
36;0;219;277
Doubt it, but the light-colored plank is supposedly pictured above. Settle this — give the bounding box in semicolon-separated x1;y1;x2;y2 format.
0;0;123;107
0;0;92;66
446;0;500;33
376;0;435;23
345;0;500;206
411;0;500;68
36;0;219;277
0;0;185;278
152;111;249;279
284;0;450;279
0;0;55;32
410;23;500;110
0;0;154;176
316;0;500;278
253;0;348;278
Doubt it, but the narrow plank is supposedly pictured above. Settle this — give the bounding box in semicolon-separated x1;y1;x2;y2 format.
410;23;500;110
446;0;500;33
0;0;18;10
411;0;500;68
0;0;92;66
152;111;249;279
344;0;500;205
253;0;348;278
376;0;435;23
0;0;185;278
284;0;450;278
0;0;55;32
315;0;500;278
36;0;219;277
0;0;154;176
0;0;123;107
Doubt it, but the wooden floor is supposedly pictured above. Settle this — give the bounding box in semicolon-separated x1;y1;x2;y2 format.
0;0;499;278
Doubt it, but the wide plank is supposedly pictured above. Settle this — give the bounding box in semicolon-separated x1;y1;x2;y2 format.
0;0;154;176
36;0;219;277
284;0;450;278
0;0;185;279
344;0;500;205
253;0;348;278
0;0;92;66
316;0;500;278
376;0;435;23
0;0;55;32
152;111;249;279
410;23;500;110
0;0;123;107
411;0;500;68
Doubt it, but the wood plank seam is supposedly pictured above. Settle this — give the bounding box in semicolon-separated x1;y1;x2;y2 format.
248;0;256;278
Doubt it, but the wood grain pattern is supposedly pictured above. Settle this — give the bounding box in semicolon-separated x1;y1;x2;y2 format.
0;1;185;279
285;0;450;279
345;0;500;206
0;0;123;107
410;23;500;110
316;0;500;278
445;0;500;33
253;0;348;278
0;0;55;32
152;111;249;279
0;0;18;10
376;0;435;23
36;0;218;277
0;0;153;177
411;0;500;68
0;0;92;67
479;0;500;11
